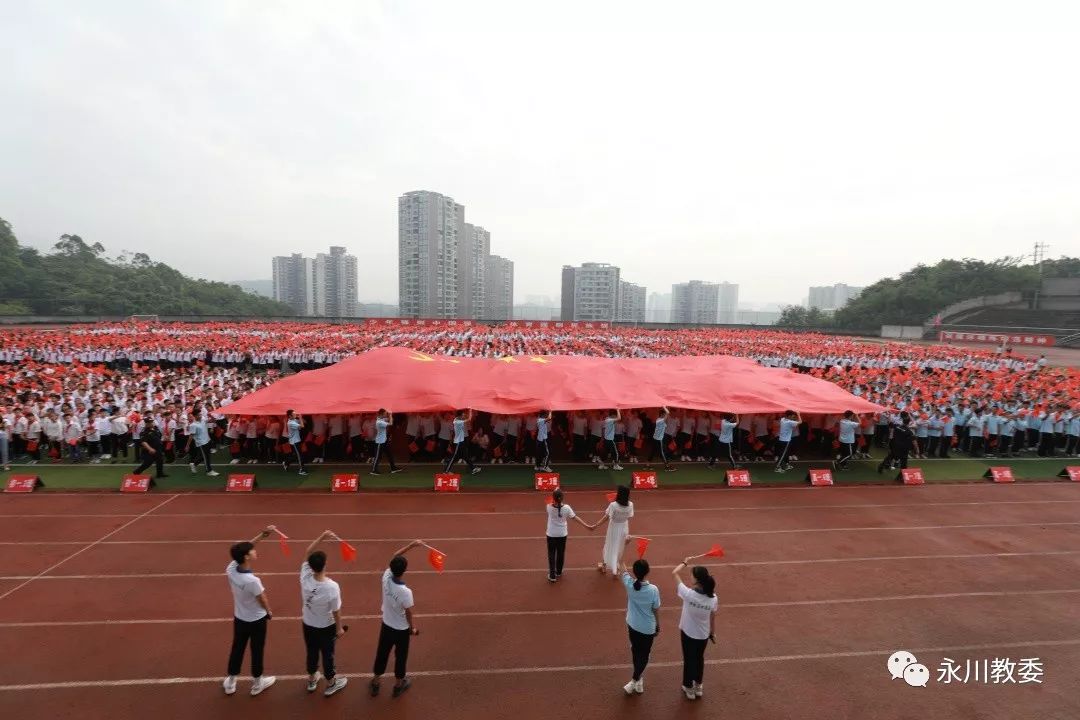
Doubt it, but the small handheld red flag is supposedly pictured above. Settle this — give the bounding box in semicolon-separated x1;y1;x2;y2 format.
428;547;446;573
705;544;724;558
636;537;651;559
339;540;358;562
606;492;616;502
274;528;291;556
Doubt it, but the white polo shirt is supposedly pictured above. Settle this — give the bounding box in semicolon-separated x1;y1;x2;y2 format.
545;502;576;538
226;560;267;622
677;581;718;640
300;562;342;629
381;568;414;630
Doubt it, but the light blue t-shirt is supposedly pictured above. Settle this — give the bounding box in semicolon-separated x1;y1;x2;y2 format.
603;417;616;441
376;418;389;444
286;418;302;444
537;417;549;442
838;419;858;445
719;420;737;444
188;420;211;447
453;418;465;444
652;417;666;441
778;418;798;443
621;574;661;635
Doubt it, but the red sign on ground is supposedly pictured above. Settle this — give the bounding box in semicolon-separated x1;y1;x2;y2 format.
808;469;834;486
5;475;42;493
434;473;461;492
984;466;1015;483
227;474;256;492
1058;466;1080;482
121;475;152;492
331;474;359;493
534;473;560;491
632;471;658;489
898;468;925;485
726;469;752;487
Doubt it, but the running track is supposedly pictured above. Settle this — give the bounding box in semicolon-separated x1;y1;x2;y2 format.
1;483;1079;720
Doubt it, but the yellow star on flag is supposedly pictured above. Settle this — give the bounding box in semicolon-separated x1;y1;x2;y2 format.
408;351;435;362
496;356;518;363
529;356;550;363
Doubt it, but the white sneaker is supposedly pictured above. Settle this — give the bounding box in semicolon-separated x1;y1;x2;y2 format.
307;672;322;693
683;685;697;700
190;463;196;473
251;676;276;696
230;459;240;465
207;470;220;477
623;680;636;695
634;679;644;694
323;677;348;696
613;464;624;471
598;464;608;470
223;676;237;695
694;683;703;698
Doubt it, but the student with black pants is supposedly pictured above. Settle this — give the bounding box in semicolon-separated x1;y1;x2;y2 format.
672;560;718;700
544;489;594;582
223;526;277;697
133;417;168;478
371;540;424;698
878;413;918;473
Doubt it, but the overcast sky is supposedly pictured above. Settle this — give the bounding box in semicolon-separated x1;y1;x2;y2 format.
2;1;1078;305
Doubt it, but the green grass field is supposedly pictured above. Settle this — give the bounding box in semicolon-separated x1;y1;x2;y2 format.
3;456;1077;491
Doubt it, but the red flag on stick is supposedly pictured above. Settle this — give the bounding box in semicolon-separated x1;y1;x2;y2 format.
636;537;651;559
274;528;291;556
705;544;724;558
339;540;358;562
606;492;616;503
427;547;446;573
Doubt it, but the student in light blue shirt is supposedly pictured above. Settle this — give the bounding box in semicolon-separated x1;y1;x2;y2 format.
598;409;623;471
774;410;801;472
707;413;740;470
618;543;661;696
646;407;674;471
371;408;403;475
534;410;553;472
185;413;219;476
834;411;860;471
444;409;478;475
282;409;307;476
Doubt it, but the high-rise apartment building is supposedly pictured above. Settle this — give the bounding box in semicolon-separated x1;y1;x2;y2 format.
617;280;647;322
398;190;512;320
561;263;621;322
808;283;864;311
485;255;514;321
671;281;719;324
717;282;740;324
272;248;357;317
647;292;671;323
271;253;314;315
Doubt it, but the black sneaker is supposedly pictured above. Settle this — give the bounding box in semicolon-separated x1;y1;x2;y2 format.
392;678;412;698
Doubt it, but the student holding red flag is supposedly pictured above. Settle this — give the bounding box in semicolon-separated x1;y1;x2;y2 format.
223;525;278;697
300;530;347;697
544;489;596;583
672;557;718;701
591;485;634;578
370;539;424;699
618;536;660;695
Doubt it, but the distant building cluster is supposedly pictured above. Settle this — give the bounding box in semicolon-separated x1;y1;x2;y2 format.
808;283;864;311
397;190;514;320
559;262;647;322
272;246;358;317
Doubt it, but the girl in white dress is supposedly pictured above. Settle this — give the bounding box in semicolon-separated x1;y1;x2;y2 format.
592;485;634;577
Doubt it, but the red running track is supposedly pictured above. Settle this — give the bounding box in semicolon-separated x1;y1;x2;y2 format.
0;483;1079;720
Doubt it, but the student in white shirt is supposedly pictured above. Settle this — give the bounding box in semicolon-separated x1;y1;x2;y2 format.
0;416;10;470
300;531;347;697
544;489;595;583
224;526;278;697
591;484;634;578
370;539;424;698
672;560;718;700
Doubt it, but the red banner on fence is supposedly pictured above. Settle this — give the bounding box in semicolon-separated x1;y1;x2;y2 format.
226;474;256;492
434;473;461;492
631;471;658;489
331;474;359;493
939;331;1055;347
726;469;751;487
807;469;833;486
5;475;42;493
534;473;560;491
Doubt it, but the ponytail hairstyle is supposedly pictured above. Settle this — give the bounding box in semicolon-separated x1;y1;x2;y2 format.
692;565;716;597
552;488;564;518
632;559;650;591
615;484;631;507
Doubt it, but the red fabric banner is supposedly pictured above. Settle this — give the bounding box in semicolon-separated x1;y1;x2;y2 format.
221;347;883;416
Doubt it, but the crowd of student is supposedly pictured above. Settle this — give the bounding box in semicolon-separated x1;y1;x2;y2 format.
1;322;1077;471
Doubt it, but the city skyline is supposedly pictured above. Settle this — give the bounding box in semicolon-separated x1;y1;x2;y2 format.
271;246;358;317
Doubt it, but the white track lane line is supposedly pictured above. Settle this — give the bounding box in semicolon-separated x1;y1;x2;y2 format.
0;494;181;602
1;637;1078;690
2;519;1078;545
4;498;1080;518
3;549;1079;581
2;588;1078;628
